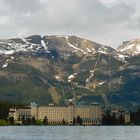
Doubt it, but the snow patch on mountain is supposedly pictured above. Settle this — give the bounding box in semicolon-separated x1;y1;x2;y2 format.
120;44;134;52
2;62;8;68
55;76;61;81
65;36;87;54
92;48;96;53
87;48;92;53
0;38;30;54
118;38;140;56
98;47;108;54
41;36;48;50
0;50;14;55
136;44;140;52
86;71;94;83
114;53;128;63
82;40;87;45
68;73;77;82
0;37;51;55
21;38;30;44
99;81;105;85
11;56;14;60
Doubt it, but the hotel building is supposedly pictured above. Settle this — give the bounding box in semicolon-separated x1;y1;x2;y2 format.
9;102;102;125
31;102;102;125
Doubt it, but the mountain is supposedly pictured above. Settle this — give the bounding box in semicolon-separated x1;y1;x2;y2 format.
0;35;140;110
118;38;140;56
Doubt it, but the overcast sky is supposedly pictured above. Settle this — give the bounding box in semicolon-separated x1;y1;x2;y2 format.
0;0;140;47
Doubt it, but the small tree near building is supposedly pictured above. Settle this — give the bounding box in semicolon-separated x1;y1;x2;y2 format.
26;117;31;125
73;117;76;125
31;116;36;125
21;116;25;125
43;116;48;125
76;116;83;125
9;116;14;124
119;114;125;125
62;118;65;125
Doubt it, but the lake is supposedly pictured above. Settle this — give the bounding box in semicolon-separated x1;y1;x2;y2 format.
0;126;139;140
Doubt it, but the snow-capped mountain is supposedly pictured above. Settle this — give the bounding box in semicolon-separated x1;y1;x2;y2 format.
0;36;47;55
0;35;116;56
0;35;140;110
118;38;140;56
0;35;126;69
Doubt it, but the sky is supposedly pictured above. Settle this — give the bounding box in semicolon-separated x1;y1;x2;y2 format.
0;0;140;47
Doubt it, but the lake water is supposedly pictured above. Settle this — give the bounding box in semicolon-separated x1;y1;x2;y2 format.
0;126;139;140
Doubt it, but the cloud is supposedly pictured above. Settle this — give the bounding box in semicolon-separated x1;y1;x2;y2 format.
4;0;42;14
0;16;9;24
0;0;139;47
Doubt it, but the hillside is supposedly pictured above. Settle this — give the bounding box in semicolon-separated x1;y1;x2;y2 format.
0;35;140;110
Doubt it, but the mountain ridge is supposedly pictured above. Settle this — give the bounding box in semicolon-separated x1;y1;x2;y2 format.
0;34;140;110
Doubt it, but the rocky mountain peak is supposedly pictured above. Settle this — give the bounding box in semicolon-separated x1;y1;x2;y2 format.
118;38;140;56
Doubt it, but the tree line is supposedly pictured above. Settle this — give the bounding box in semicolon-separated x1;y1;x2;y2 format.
0;101;27;125
0;101;27;120
102;110;125;125
130;109;140;125
102;109;140;125
15;115;83;125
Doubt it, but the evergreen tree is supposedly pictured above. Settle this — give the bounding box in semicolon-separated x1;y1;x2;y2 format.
21;116;25;125
9;116;14;124
62;118;65;125
76;116;82;125
102;110;113;125
26;118;31;125
43;116;48;125
119;114;124;125
73;117;76;125
31;116;36;125
112;113;119;125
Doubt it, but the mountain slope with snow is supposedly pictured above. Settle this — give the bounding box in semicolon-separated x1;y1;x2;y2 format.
118;38;140;56
0;35;117;56
0;35;140;110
